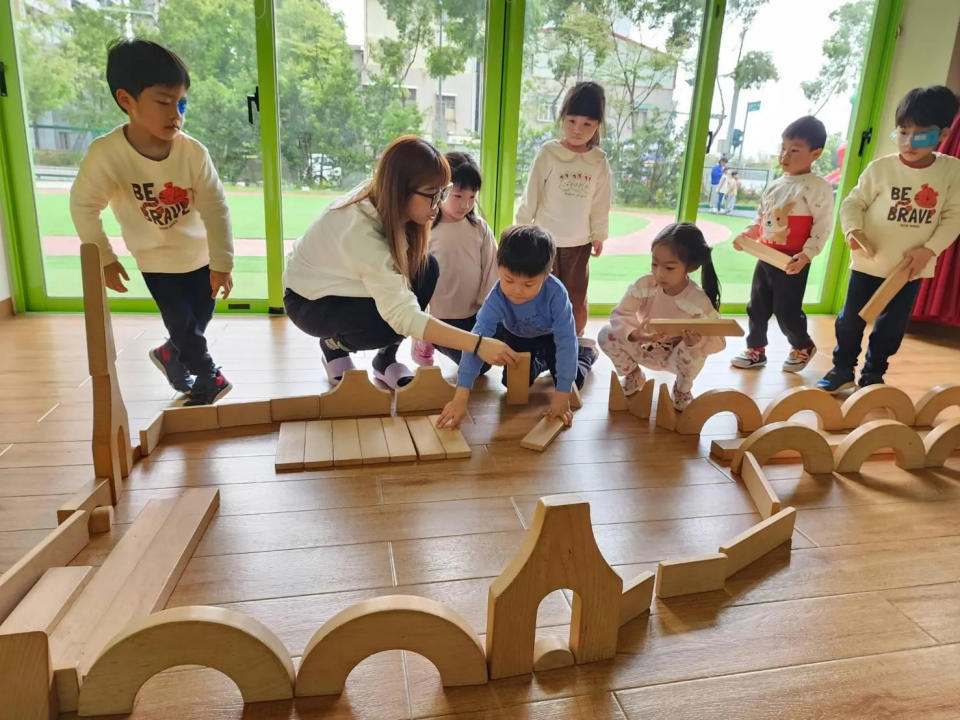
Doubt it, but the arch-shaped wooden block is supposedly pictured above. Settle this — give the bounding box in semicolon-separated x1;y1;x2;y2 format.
486;495;622;679
840;385;916;428
915;384;960;427
395;366;457;413
730;422;835;475
532;636;575;672
296;595;486;696
923;417;960;468
762;387;845;431
77;606;294;716
675;389;762;436
319;370;392;418
833;419;926;473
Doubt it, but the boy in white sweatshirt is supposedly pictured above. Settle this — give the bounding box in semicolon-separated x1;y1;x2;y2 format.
70;39;234;405
818;85;960;392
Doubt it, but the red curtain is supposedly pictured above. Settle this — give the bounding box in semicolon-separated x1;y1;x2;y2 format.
911;110;960;326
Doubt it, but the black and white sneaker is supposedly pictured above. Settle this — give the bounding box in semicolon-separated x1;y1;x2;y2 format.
149;341;193;394
185;368;232;405
816;366;855;393
731;347;767;369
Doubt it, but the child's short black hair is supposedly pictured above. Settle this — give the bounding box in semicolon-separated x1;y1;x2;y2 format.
782;115;827;150
447;151;482;191
895;86;960;129
497;225;555;277
107;39;191;113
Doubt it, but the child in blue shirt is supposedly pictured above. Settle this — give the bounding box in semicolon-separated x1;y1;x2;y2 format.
436;225;596;428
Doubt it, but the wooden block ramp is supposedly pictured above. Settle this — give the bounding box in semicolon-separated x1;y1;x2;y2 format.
276;416;471;470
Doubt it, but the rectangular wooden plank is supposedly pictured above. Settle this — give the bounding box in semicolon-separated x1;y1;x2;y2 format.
428;415;472;459
648;317;745;337
740;452;782;519
0;566;93;635
380;416;417;462
56;478;111;524
720;507;796;577
331;418;363;467
736;236;791;271
270;395;320;422
656;553;728;598
275;421;306;472
217;400;272;428
0;510;89;623
303;419;334;469
0;631;54;720
357;417;390;465
405;416;446;461
520;416;565;452
507;352;531;405
138;411;164;456
162;405;219;434
859;257;912;323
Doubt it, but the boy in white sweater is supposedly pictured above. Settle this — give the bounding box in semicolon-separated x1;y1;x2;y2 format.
71;39;234;405
818;86;960;392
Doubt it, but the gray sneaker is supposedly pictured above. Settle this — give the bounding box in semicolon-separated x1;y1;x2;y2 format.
782;344;816;373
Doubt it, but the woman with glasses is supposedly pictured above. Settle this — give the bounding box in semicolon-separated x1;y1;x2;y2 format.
283;135;518;388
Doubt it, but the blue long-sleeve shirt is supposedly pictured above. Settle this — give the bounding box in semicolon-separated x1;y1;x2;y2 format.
458;274;578;392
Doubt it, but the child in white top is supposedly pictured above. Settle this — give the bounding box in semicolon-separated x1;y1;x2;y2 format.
517;81;612;353
70;39;234;405
598;223;725;410
412;152;498;367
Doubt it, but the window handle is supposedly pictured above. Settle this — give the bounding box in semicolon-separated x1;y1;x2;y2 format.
247;86;260;125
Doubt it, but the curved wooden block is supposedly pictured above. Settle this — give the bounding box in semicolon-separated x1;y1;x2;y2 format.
533;636;575;672
395;366;457;413
840;385;916;428
319;370;392;418
77;606;294;716
296;595;486;696
762;387;845;431
730;422;835;475
833;419;926;473
915;384;960;427
923;417;960;468
675;389;762;436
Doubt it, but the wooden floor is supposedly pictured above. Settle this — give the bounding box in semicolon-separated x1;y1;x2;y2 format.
3;312;960;719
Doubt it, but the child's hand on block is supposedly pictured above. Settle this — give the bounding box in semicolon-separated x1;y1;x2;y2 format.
784;252;810;275
732;235;746;251
476;337;520;368
846;230;872;257
437;387;470;429
103;261;130;293
546;391;573;427
682;330;702;347
210;270;234;299
904;246;936;280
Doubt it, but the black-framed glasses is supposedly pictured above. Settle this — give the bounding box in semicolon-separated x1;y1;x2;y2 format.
413;184;453;209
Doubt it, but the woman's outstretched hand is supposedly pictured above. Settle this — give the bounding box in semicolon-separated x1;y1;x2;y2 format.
477;337;519;368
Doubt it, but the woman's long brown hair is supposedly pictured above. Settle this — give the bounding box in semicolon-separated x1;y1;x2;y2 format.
347;135;450;281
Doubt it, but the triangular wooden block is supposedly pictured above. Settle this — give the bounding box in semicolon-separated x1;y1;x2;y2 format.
655;383;677;431
627;379;654;420
320;370;392;418
395;367;457;413
569;383;582;410
608;371;628;412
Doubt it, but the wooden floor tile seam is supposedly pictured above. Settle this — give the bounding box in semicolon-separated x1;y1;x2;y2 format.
792;526;821;548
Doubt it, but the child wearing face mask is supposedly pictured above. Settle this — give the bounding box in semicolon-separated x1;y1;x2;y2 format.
598;223;725;411
412;152;498;369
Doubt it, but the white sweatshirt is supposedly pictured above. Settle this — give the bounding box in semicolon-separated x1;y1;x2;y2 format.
70;126;233;273
840;153;960;279
282;187;431;338
741;172;835;258
515;140;612;248
429;215;499;320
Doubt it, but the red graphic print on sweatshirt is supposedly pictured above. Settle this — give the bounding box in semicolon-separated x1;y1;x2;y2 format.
131;181;191;229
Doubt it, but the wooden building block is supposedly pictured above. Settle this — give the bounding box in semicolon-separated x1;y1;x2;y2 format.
608;371;628;412
163;405;220;434
357;417;390;465
520;416;565;452
841;384;917;428
675;389;762;436
0;631;56;720
648;317;744;337
762;386;845;431
655;383;677;431
218;400;272;428
656;553;728;598
533;636;575;672
331;418;363;466
57;479;111;525
78;606;294;716
730;422;835;475
923;417;960;468
395;366;457;413
720;507;796;577
0;511;89;623
834;419;926;473
275;421;306;472
486;495;622;679
405;416;446;460
428;415;472;459
507;353;531;405
138;411;164;456
739;452;782;519
859;257;912;323
915;383;960;427
0;567;93;636
380;416;417;462
303;420;334;469
80;243;117;375
628;378;655;420
270;395;321;422
90;373;133;504
619;571;655;627
88;506;113;534
296;595;486;696
321;370;393;418
711;431;906;464
569;383;583;410
736;236;791;271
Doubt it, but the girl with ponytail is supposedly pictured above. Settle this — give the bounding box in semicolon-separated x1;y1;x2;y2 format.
597;222;725;411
